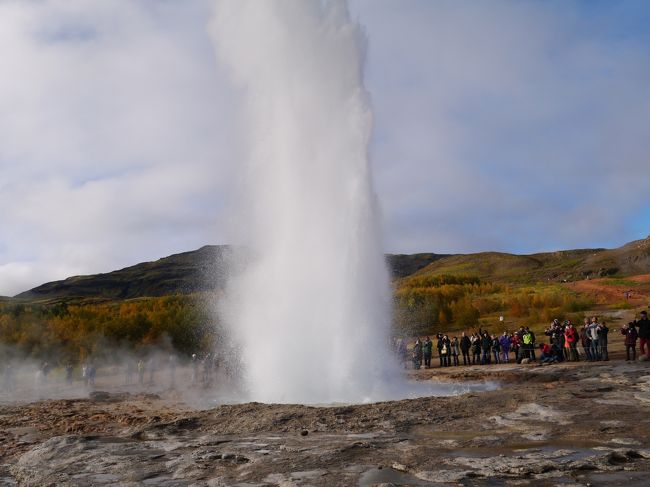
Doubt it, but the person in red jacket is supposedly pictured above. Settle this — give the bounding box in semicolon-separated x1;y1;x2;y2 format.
621;322;639;361
564;321;579;362
539;343;557;364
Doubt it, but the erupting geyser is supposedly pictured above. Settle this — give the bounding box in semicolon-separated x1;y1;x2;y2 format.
211;0;398;403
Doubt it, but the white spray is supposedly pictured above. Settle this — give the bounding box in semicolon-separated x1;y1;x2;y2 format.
210;0;398;403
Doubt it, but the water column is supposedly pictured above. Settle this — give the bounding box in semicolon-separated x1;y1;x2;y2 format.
211;0;397;403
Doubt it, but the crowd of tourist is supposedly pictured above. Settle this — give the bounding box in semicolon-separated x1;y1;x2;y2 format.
397;310;650;369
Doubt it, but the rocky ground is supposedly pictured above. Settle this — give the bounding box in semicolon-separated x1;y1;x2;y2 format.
1;359;649;487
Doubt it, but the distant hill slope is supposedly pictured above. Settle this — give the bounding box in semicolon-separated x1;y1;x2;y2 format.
14;248;449;301
13;236;650;301
15;245;232;301
410;236;650;284
386;253;452;278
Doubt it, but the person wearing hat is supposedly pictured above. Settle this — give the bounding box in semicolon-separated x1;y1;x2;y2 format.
635;311;650;358
621;321;638;361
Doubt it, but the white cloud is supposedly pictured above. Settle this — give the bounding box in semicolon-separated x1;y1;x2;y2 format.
352;0;650;253
0;0;235;295
1;0;649;295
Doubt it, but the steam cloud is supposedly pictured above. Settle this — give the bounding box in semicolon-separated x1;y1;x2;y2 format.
210;0;398;403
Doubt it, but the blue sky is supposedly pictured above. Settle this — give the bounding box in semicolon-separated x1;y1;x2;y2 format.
0;0;649;295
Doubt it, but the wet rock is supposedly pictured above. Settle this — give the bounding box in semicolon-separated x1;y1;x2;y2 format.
415;469;472;483
605;450;643;465
290;469;327;480
3;361;650;486
88;391;112;402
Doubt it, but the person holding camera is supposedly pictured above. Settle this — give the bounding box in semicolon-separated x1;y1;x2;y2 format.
599;322;609;361
621;321;638;361
635;310;650;359
564;321;579;361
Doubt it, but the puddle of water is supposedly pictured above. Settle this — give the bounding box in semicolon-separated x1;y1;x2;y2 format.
449;444;598;461
409;426;498;441
346;432;379;440
587;471;649;487
92;473;119;483
142;476;181;486
358;467;439;487
198;380;500;408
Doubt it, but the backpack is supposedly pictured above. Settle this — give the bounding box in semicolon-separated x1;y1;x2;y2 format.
523;332;532;345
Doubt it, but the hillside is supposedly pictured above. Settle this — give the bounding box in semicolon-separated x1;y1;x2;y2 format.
15;245;232;301
409;236;650;284
4;238;650;359
386;252;451;278
12;236;650;302
13;248;449;302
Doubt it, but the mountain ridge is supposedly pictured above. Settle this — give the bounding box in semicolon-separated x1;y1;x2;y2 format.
13;236;650;302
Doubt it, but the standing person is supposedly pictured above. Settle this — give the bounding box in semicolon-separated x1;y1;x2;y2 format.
636;311;650;359
499;332;511;363
621;321;638;361
393;339;401;368
564;321;579;362
422;336;433;369
87;363;96;388
588;317;602;361
599;322;610;361
436;334;445;367
471;334;481;365
202;354;212;385
148;356;157;385
168;354;177;388
125;359;134;385
528;328;537;361
460;332;471;366
441;335;451;367
511;332;521;363
2;363;15;392
491;334;501;364
398;339;409;369
481;332;492;365
191;353;199;383
521;328;533;361
40;362;51;383
412;338;422;370
450;337;460;366
65;363;74;385
581;319;593;361
137;359;145;386
556;325;566;362
82;363;89;388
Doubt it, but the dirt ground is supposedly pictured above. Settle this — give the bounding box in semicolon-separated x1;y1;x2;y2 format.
1;353;649;487
567;274;650;306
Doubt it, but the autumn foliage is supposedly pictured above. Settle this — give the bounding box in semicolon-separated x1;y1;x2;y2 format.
0;295;214;363
394;274;593;335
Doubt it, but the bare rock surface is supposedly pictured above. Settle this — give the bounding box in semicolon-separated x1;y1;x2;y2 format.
1;361;650;486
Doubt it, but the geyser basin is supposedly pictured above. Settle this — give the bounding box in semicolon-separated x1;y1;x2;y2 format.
211;0;401;404
196;378;500;408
